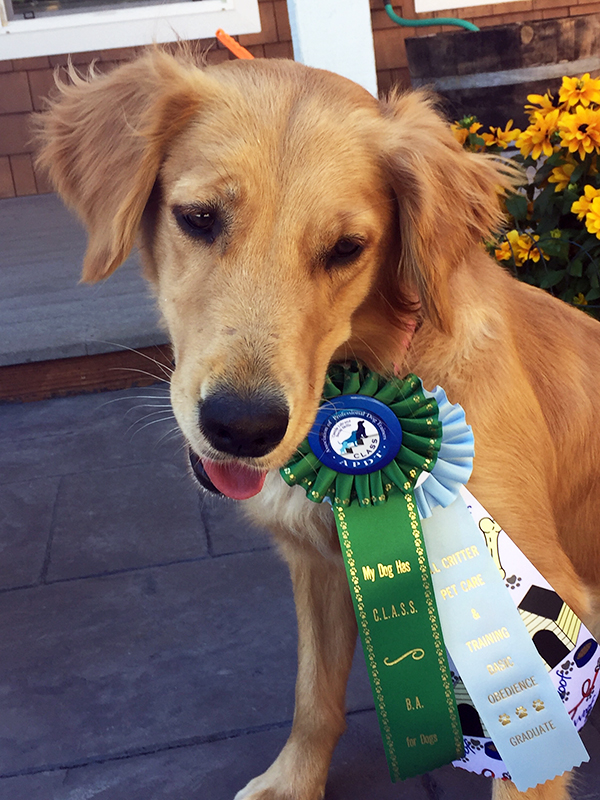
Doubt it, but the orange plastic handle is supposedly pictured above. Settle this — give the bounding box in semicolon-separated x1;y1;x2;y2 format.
215;29;255;60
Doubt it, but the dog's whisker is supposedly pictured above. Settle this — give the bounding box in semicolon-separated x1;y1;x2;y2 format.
96;391;170;411
154;426;184;449
108;366;171;385
127;414;177;438
93;339;174;379
128;408;176;425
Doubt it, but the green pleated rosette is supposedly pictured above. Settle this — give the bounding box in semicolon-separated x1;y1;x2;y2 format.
280;363;443;506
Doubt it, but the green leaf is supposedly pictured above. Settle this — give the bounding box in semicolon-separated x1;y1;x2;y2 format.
571;163;585;183
545;152;566;168
533;185;555;220
537;238;566;258
568;259;583;277
586;288;600;301
562;190;579;215
505;193;528;221
539;270;566;288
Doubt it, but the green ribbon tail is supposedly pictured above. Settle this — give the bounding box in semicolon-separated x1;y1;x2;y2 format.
334;491;463;781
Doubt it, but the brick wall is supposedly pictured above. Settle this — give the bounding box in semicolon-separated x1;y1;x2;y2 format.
0;0;592;198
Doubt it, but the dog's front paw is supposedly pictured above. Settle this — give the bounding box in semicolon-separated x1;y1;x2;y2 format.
234;751;327;800
234;773;325;800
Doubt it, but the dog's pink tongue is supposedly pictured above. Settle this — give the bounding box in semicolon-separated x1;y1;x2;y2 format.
202;459;267;500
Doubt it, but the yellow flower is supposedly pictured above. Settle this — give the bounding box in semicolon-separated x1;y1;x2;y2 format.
559;74;600;109
525;92;563;120
573;293;588;305
482;120;521;149
524;234;549;263
516;109;560;160
495;229;547;266
571;184;600;220
559;106;600;159
451;118;482;146
548;161;576;192
585;195;600;237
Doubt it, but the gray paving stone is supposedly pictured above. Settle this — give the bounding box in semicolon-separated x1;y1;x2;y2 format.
0;554;298;774
0;712;431;800
0;194;164;365
201;494;274;556
0;477;59;590
0;388;183;485
0;770;68;800
47;462;207;581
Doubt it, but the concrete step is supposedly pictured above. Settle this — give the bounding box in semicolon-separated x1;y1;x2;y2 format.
0;193;166;368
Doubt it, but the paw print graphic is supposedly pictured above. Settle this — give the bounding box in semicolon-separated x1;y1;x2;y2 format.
560;660;574;674
532;699;545;712
559;688;571;702
469;738;483;751
516;706;528;719
499;713;511;726
505;574;521;589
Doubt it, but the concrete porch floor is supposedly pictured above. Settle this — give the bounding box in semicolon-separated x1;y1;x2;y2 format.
0;388;599;800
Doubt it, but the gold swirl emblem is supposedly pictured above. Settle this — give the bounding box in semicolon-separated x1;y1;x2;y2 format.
383;648;425;667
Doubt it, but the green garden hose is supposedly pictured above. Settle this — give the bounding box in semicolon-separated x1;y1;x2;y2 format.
384;2;479;32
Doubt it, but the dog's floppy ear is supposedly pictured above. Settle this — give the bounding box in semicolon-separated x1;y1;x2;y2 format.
380;90;514;333
36;51;217;283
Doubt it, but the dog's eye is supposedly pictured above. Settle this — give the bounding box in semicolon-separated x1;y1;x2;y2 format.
327;238;364;268
174;207;221;243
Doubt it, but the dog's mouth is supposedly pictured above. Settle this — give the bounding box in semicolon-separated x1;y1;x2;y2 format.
188;449;268;500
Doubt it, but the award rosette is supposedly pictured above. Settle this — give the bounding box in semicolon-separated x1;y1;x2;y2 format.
280;363;597;790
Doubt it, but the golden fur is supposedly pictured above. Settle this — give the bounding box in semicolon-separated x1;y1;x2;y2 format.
37;50;600;800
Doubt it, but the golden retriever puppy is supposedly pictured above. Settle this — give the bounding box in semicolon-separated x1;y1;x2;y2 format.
37;50;600;800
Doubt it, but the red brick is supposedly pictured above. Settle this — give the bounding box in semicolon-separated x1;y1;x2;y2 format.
377;69;395;94
476;14;506;25
11;56;50;71
542;6;569;16
0;114;32;156
378;66;411;93
204;48;233;65
10;153;37;196
0;60;13;73
27;68;57;113
264;41;294;59
373;27;410;70
239;2;278;46
532;0;570;8
49;51;100;67
33;161;54;194
0;72;32;114
393;66;411;90
456;4;496;17
274;0;292;40
93;61;120;75
571;2;600;12
98;46;138;61
499;9;543;22
492;0;532;13
0;156;15;199
245;44;266;58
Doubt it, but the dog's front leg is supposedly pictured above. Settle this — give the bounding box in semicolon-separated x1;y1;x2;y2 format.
235;518;357;800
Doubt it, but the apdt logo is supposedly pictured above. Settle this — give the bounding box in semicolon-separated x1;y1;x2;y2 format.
308;395;403;474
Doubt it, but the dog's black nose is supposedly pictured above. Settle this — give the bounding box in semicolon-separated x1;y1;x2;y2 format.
199;390;289;458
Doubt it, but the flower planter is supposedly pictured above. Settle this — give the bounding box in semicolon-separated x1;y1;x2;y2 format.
405;15;600;128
